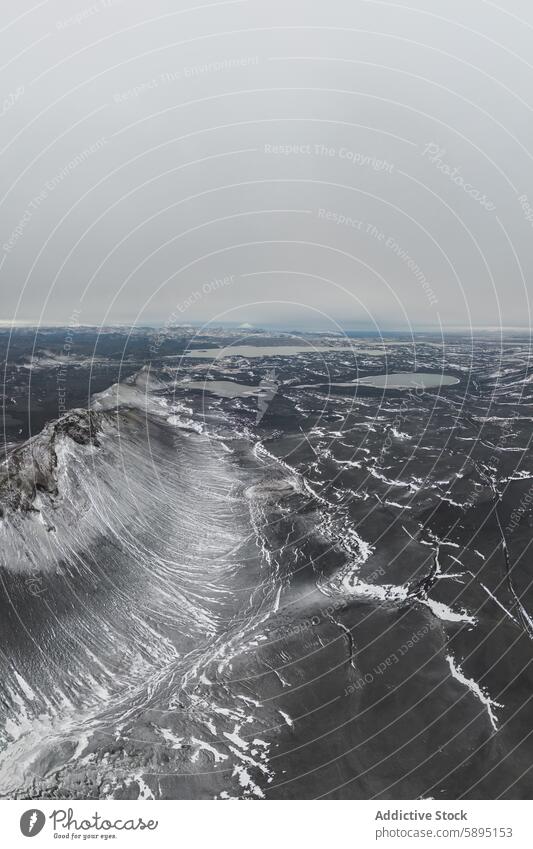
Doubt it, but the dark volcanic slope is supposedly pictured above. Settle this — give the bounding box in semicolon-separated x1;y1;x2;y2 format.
1;334;533;799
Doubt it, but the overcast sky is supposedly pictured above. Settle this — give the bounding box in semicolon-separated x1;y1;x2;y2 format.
1;0;533;333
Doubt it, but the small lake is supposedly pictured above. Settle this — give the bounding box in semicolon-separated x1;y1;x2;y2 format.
184;345;386;359
175;380;261;398
334;372;460;390
298;372;460;390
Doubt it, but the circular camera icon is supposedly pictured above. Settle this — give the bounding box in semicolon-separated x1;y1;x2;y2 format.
20;809;46;837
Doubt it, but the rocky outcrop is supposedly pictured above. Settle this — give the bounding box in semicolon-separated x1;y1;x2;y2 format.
0;410;101;514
